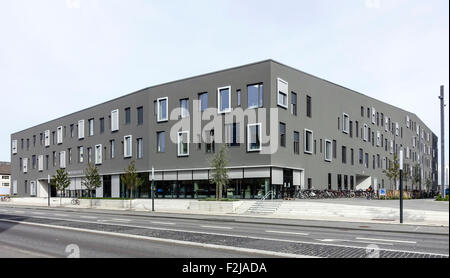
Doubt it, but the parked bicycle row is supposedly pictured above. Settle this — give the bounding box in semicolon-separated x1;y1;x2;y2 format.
294;189;376;199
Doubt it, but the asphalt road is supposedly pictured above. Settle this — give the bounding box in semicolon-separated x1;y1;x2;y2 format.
0;205;448;258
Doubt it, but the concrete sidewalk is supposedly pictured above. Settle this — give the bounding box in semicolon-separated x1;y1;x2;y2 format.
1;197;448;228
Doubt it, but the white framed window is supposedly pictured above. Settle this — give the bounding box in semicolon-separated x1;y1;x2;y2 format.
78;120;85;139
304;129;313;154
180;98;190;118
217;86;231;114
363;124;368;141
23;158;28;173
110;140;115;158
60;151;66;168
277;78;288;108
89;119;94;136
406;147;410;159
416;124;419;135
44;130;50;146
177;131;190;156
247;83;264;109
406;115;410;128
124;135;132;158
30;181;36;196
157;97;168;122
395;122;399;136
38;155;44;171
95;144;102;165
57;126;63;144
376;131;381;146
247;123;261;152
79;146;84;163
137;138;143;159
111;109;119;131
324;139;332;162
384;117;389;132
390;140;394;154
342;113;350;134
12;139;17;154
12;180;17;195
371;107;376;124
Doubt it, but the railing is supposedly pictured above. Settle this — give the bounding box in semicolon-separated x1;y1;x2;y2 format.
261;191;274;201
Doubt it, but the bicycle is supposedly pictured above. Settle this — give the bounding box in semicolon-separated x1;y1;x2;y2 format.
0;196;11;202
71;198;80;205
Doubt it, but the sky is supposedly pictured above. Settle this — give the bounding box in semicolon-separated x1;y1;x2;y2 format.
0;0;448;177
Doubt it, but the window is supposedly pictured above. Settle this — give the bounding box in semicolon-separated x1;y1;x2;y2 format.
225;123;240;147
247;123;261;152
342;113;349;134
304;129;313;154
95;144;102;164
277;78;288;108
355;121;359;138
124;107;131;125
351;148;354;165
342;146;347;164
100;118;105;133
180;98;190;118
78;146;84;163
359;148;363;164
78;120;85;139
38;155;43;171
280;122;286;147
32;155;36;169
218;86;231;113
68;148;72;165
363;124;368;141
349;121;353;137
111;109;119;131
371;107;376;124
324;140;332;162
247;83;263;109
157;97;168;122
57;126;63;144
177;131;189;156
137;138;143;159
291;92;297;116
361;106;364;117
237;90;241;107
365;153;369;168
376;131;381;146
157;131;165;153
124;135;132;158
384;117;389;131
60;151;66;168
294;131;300;154
395;122;399;136
206;130;215;153
89;118;94;136
199;92;208;112
333;140;337;159
12;140;17;154
306;95;312;118
87;147;92;163
110;140;115;158
367;107;370;118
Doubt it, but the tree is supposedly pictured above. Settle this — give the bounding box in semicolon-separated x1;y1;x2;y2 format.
411;163;421;190
82;163;102;208
51;168;71;207
383;154;400;190
209;145;229;201
120;160;144;210
402;163;410;190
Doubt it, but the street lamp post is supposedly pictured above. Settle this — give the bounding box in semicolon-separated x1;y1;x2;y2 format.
399;149;404;224
151;166;155;212
47;174;50;207
439;86;446;198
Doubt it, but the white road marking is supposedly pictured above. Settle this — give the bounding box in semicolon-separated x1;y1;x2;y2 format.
200;225;233;230
266;230;309;236
31;212;45;215
0;218;311;258
317;238;393;246
356;237;417;244
54;214;68;217
151;221;176;226
79;216;97;219
0;209;8;212
110;219;131;222
14;211;24;213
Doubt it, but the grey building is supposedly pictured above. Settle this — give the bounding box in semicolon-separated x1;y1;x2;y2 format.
10;60;438;199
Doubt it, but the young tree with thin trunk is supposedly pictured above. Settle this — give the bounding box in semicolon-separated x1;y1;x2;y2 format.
383;154;400;190
51;168;71;207
82;163;102;208
209;145;229;201
120;160;144;210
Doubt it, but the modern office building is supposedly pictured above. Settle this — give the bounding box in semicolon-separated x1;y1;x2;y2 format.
10;60;438;199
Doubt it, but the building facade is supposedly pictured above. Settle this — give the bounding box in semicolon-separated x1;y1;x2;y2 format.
10;60;438;199
0;162;11;196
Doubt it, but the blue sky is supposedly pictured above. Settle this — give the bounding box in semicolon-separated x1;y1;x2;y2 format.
0;0;448;171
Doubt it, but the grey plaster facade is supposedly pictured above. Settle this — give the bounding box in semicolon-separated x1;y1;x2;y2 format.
10;60;438;198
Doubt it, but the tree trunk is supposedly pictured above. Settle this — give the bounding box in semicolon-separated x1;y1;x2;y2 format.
130;190;132;210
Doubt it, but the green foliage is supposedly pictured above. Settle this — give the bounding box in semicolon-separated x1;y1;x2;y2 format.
435;194;449;201
120;160;144;201
82;163;102;197
209;145;229;201
51;168;71;192
383;154;400;187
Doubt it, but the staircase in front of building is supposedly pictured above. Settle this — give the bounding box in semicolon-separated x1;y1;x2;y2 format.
245;191;283;215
